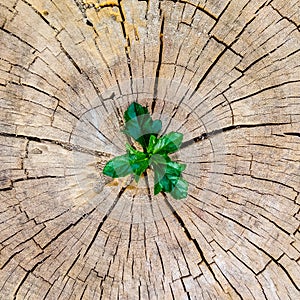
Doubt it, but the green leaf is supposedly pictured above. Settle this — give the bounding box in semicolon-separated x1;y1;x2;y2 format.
154;181;163;195
149;154;171;175
124;102;149;122
151;154;187;196
147;135;158;153
150;154;186;176
125;143;141;155
152;120;163;135
170;177;188;199
103;145;149;180
129;154;149;178
126;144;149;178
103;154;132;178
122;102;162;149
151;132;183;154
134;174;140;183
159;175;176;192
166;161;186;176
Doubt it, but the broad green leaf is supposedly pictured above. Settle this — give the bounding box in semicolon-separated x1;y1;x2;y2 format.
129;154;149;178
124;102;149;122
123;116;162;149
134;174;140;182
126;144;149;179
125;143;142;155
103;154;132;178
151;155;171;193
170;177;188;199
150;154;186;177
151;132;183;154
159;175;176;192
165;161;186;176
152;120;163;135
150;153;170;169
154;181;163;195
147;135;158;153
154;166;163;195
151;154;186;195
154;173;188;198
122;102;162;149
103;145;149;179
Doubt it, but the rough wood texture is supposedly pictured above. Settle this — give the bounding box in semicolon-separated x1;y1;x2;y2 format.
0;0;300;299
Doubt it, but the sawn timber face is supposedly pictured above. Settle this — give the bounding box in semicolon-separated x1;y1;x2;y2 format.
0;0;299;299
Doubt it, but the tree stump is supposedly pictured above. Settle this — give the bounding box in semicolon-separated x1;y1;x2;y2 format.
0;0;299;299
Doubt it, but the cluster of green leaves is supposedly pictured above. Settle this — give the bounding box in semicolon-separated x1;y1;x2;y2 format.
103;102;188;199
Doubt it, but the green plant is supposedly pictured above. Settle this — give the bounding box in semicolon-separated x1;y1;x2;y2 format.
103;102;188;199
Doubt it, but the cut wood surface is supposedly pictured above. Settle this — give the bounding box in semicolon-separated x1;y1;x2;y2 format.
0;0;300;299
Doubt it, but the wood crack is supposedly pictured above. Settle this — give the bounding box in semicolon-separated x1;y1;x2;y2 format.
177;0;217;21
117;0;133;88
0;131;113;158
82;184;129;257
180;122;291;149
36;206;97;250
152;13;165;113
162;193;226;295
13;255;51;299
270;4;300;31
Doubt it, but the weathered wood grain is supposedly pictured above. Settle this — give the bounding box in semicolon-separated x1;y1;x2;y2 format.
0;0;299;299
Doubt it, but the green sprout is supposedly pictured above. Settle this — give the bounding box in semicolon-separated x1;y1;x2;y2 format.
103;102;188;199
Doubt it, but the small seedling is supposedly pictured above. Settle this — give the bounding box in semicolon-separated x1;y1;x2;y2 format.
103;102;188;199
